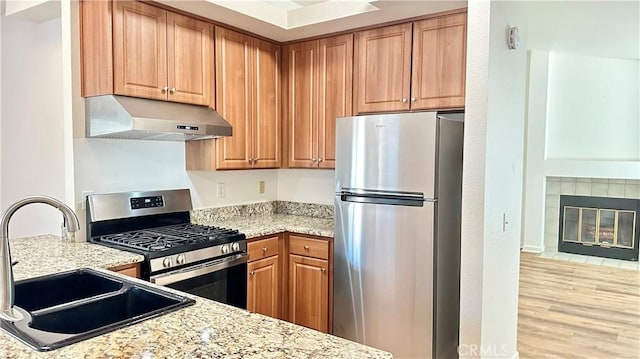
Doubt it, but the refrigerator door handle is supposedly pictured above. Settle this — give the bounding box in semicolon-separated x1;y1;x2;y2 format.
339;191;427;207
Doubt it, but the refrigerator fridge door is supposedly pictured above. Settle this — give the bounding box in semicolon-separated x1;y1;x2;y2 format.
333;196;434;358
335;112;438;199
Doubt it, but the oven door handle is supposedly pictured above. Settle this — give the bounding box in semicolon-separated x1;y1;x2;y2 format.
150;253;247;286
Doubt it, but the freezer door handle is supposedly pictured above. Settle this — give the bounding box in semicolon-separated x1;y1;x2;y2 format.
339;191;426;207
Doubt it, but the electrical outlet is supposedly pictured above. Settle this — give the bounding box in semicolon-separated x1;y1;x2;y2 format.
217;183;225;198
259;181;265;194
81;190;94;209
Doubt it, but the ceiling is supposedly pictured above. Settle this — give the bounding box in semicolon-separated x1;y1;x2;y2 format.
154;0;467;42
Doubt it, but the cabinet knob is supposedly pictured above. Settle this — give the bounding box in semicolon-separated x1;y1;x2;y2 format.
262;247;268;252
321;268;326;273
303;245;310;250
318;158;323;163
401;97;408;103
249;271;255;276
411;97;416;102
311;158;317;163
162;86;169;93
248;158;254;164
169;87;176;94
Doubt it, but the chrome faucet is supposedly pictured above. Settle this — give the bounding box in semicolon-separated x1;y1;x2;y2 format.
0;196;80;321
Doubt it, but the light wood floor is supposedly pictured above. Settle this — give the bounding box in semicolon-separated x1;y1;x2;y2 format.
518;252;640;359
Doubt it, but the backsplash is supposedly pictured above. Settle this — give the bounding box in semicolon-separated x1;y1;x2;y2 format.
190;201;334;223
191;202;276;223
275;201;334;219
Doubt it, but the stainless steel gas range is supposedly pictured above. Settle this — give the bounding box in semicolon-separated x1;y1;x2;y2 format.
86;189;247;309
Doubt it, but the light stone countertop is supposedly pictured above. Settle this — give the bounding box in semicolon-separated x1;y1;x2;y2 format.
1;233;390;358
199;214;334;239
10;234;145;280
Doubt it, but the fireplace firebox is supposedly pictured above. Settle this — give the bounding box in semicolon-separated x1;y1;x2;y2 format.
558;195;639;261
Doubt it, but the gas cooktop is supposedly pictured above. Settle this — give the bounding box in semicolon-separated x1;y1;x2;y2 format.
98;224;244;252
86;189;247;277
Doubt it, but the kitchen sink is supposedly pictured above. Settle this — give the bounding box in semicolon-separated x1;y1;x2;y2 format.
1;268;195;351
14;270;124;312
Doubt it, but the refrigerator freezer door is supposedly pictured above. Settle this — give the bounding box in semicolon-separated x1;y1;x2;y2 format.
333;197;434;358
335;112;438;199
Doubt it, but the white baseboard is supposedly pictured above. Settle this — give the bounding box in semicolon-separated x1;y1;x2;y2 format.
521;244;544;253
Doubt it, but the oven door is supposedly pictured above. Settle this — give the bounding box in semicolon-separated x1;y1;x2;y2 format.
150;253;247;309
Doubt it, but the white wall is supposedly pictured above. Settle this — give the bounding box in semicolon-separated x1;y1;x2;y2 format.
72;138;280;240
187;169;278;207
546;53;639;160
0;15;67;239
459;1;490;356
277;169;334;205
521;1;640;252
481;1;528;356
460;1;528;358
527;1;639;60
73;139;333;210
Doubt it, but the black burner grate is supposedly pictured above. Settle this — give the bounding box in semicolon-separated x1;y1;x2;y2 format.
98;224;241;252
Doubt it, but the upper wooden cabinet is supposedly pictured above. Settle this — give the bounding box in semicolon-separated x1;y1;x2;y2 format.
112;1;167;100
285;34;353;169
82;0;213;106
213;27;281;170
166;12;214;105
412;13;466;110
354;11;466;113
354;23;412;113
112;1;213;105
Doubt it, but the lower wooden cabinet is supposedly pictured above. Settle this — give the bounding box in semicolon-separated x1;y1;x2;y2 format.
247;235;283;319
288;254;329;332
247;255;280;318
246;233;332;333
107;262;141;278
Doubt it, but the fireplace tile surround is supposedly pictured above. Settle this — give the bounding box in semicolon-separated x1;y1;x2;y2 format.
544;177;640;251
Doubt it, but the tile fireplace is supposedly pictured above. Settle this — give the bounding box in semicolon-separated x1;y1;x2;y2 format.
558;195;639;261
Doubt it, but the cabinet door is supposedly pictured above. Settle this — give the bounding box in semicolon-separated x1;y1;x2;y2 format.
247;255;280;318
318;34;353;169
113;1;167;100
411;13;466;110
252;39;281;169
286;40;318;168
354;23;412;113
288;254;328;333
215;27;253;169
166;12;213;106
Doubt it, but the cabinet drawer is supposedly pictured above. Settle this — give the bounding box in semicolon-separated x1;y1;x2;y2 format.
289;235;329;260
107;263;140;278
248;236;279;261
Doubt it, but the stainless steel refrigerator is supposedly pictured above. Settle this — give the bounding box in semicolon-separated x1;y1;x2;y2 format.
333;112;464;359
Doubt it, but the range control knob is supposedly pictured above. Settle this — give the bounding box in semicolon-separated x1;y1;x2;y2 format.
231;242;240;251
162;257;172;268
221;244;230;254
176;254;186;265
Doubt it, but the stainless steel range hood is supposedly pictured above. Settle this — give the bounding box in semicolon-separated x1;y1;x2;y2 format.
85;95;232;141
